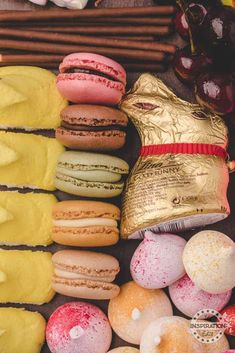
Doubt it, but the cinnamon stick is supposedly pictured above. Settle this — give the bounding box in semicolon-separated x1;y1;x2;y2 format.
0;28;176;54
24;25;171;36
0;6;176;23
0;39;166;62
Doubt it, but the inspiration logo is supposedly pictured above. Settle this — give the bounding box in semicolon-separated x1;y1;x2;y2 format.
190;309;232;344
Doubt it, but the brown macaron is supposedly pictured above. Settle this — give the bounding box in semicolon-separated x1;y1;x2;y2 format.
52;200;120;247
56;104;128;151
52;250;120;300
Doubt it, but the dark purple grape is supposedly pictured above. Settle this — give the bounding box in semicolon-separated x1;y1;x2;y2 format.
175;10;189;40
199;6;235;57
195;72;235;114
173;46;213;84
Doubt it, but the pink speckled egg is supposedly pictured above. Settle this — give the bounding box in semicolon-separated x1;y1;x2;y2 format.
46;302;112;353
169;274;232;318
130;232;186;289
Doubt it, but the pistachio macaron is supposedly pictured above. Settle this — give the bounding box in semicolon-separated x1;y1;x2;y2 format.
55;151;129;198
52;200;120;247
52;250;120;300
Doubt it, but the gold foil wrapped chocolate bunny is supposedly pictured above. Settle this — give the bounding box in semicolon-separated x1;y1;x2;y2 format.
120;74;230;239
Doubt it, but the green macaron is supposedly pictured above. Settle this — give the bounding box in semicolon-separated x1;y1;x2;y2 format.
55;151;129;198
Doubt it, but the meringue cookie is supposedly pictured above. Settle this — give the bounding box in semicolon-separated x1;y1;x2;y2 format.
108;281;173;344
131;232;186;289
183;230;235;294
140;316;204;353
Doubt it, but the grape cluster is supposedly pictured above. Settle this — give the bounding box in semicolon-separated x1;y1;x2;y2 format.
174;0;235;115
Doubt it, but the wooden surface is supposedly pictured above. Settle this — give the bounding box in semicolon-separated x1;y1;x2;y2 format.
0;0;234;352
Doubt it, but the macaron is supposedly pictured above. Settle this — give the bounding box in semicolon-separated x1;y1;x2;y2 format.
140;316;204;353
108;349;140;353
108;281;173;344
56;104;128;151
183;230;235;294
55;151;129;198
46;301;112;353
52;250;120;300
130;232;186;289
52;200;120;247
57;53;126;105
169;274;232;318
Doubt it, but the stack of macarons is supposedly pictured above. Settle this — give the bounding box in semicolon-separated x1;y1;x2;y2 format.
55;52;129;198
50;53;129;304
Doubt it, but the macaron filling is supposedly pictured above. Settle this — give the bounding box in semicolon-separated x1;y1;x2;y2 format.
64;67;121;83
54;267;116;283
53;218;118;228
61;121;126;132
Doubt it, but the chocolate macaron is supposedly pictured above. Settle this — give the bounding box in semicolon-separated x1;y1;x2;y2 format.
52;200;120;247
56;105;128;151
52;250;120;300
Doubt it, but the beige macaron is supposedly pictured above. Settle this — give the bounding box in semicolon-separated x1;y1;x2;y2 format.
108;281;173;345
183;230;235;294
52;200;120;247
52;250;120;300
108;348;140;353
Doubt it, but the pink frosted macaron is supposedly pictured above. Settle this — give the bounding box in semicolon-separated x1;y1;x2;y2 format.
57;53;126;105
130;232;186;288
169;274;232;318
46;301;112;353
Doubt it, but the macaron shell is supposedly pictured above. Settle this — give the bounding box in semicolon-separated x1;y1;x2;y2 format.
60;104;128;126
52;250;120;275
56;127;126;151
169;274;232;318
57;73;124;105
53;200;120;220
108;281;173;345
58;168;122;183
52;277;120;300
55;173;124;198
52;225;119;247
59;53;127;84
57;150;129;174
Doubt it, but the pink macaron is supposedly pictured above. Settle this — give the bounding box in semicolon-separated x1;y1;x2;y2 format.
57;53;126;105
130;232;186;289
169;274;232;318
46;302;112;353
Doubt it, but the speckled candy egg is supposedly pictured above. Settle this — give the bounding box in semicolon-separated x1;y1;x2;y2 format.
108;281;173;345
130;232;186;288
46;302;112;353
169;274;232;318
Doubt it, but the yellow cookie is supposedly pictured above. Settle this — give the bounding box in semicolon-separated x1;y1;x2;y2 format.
0;66;68;130
0;191;57;246
0;307;46;353
0;131;64;190
0;249;55;304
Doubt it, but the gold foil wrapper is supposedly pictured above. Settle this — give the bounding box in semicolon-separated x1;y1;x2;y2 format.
120;74;230;239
